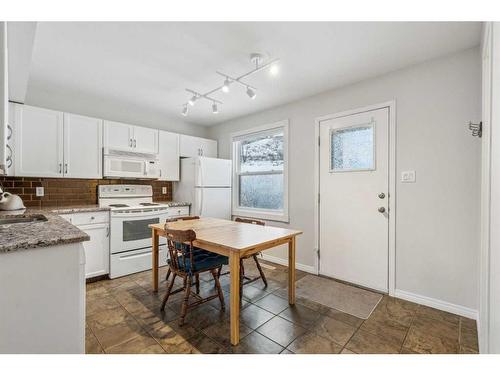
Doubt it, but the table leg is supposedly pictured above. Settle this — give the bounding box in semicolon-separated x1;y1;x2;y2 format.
152;229;159;292
229;251;241;345
288;237;296;305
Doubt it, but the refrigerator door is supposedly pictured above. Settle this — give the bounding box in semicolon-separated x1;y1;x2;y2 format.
194;187;231;219
195;157;232;187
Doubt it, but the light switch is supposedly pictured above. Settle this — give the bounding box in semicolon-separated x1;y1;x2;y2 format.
162;187;167;194
36;187;45;197
401;170;416;183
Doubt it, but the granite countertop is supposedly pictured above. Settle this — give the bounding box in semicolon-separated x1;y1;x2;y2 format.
46;205;110;214
0;209;90;254
155;201;191;207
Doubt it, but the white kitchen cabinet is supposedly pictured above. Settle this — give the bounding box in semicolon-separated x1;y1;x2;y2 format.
133;126;158;154
60;212;110;279
13;104;64;177
103;120;134;151
179;134;217;158
103;120;158;154
158;130;179;181
63;113;103;178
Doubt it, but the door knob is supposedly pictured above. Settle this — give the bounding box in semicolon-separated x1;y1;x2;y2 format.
378;207;386;213
378;192;386;199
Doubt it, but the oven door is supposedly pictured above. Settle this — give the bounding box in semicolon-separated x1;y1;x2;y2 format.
110;209;168;254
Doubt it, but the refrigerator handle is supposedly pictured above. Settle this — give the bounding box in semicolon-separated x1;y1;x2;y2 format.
199;159;204;216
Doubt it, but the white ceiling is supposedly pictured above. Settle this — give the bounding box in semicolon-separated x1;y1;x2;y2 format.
17;22;481;126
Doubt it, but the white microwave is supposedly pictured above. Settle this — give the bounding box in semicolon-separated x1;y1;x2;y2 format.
103;150;161;179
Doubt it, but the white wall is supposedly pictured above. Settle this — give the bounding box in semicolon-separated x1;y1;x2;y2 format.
0;22;7;175
23;86;209;138
208;48;481;313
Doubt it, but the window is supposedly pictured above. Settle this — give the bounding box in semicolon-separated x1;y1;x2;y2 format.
232;120;289;222
330;124;375;172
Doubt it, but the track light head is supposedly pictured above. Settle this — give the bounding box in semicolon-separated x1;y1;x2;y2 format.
212;102;218;114
188;95;197;106
222;78;230;93
246;87;256;100
181;105;188;116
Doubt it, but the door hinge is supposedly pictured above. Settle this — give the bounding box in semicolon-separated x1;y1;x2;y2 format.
316;248;320;261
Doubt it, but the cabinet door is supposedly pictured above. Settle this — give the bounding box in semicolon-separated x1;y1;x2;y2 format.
103;120;133;151
14;105;64;177
79;224;110;279
63;113;103;178
158;130;179;181
179;134;203;157
200;138;218;157
133;126;158;154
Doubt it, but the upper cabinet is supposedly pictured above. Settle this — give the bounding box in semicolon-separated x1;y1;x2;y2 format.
13;105;64;178
11;105;103;179
103;120;158;154
63;113;103;179
158;130;180;181
179;134;217;158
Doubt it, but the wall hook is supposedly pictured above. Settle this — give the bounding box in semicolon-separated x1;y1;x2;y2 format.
469;121;482;138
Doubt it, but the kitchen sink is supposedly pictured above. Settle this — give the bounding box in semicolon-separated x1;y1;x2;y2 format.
0;214;48;225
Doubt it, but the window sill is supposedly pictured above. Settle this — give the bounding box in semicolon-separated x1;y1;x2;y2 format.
232;208;289;223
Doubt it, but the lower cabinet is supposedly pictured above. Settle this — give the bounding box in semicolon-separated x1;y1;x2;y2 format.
60;211;110;279
79;223;110;278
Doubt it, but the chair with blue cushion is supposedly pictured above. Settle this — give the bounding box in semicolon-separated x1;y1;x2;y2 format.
160;222;227;325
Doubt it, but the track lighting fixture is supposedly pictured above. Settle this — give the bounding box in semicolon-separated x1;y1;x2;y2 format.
222;78;231;93
188;95;197;106
246;86;256;99
181;105;188;116
182;53;279;117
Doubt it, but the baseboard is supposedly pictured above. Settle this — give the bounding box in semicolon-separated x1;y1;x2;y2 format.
394;289;478;320
261;254;317;274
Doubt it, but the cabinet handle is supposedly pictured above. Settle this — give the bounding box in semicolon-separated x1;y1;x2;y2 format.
58;163;62;174
64;163;68;174
134;139;137;148
106;226;110;237
201;148;203;156
130;139;133;147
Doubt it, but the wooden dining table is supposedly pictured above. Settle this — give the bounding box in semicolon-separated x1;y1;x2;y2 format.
149;217;302;345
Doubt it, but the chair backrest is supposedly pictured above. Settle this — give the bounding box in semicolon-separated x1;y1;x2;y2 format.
165;215;200;224
235;217;265;226
164;228;197;274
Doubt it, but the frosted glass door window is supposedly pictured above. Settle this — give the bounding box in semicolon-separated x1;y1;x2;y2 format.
330;125;375;172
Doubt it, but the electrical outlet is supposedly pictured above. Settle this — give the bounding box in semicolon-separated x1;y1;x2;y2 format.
162;187;167;194
401;170;416;183
36;187;45;197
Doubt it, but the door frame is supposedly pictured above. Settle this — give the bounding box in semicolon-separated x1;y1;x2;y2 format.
314;100;397;296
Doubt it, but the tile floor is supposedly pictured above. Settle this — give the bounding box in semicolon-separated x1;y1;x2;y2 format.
85;260;479;354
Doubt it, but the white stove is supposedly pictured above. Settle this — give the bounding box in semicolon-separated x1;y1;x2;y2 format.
99;185;170;279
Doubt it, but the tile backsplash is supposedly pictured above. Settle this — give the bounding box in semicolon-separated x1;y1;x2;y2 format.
0;176;173;209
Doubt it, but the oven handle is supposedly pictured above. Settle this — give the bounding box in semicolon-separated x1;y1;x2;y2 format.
111;210;169;218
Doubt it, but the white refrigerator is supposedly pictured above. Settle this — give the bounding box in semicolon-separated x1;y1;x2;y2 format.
174;157;232;219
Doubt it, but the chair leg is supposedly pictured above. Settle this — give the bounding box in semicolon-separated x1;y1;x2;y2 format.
211;269;225;311
160;273;176;311
239;260;244;302
253;255;268;287
180;275;191;326
165;268;171;281
195;273;200;295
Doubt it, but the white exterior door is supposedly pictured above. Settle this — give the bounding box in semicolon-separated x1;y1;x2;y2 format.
319;107;389;292
158;130;179;181
133;126;158;154
14;105;64;177
63;113;103;178
103;120;133;151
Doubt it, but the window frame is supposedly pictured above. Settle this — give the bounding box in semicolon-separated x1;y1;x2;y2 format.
329;122;377;173
231;120;289;222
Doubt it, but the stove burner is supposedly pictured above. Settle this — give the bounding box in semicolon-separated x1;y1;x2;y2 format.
139;203;159;206
109;204;129;208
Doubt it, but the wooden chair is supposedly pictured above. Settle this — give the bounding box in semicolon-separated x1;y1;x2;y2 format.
160;225;227;325
218;217;268;300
